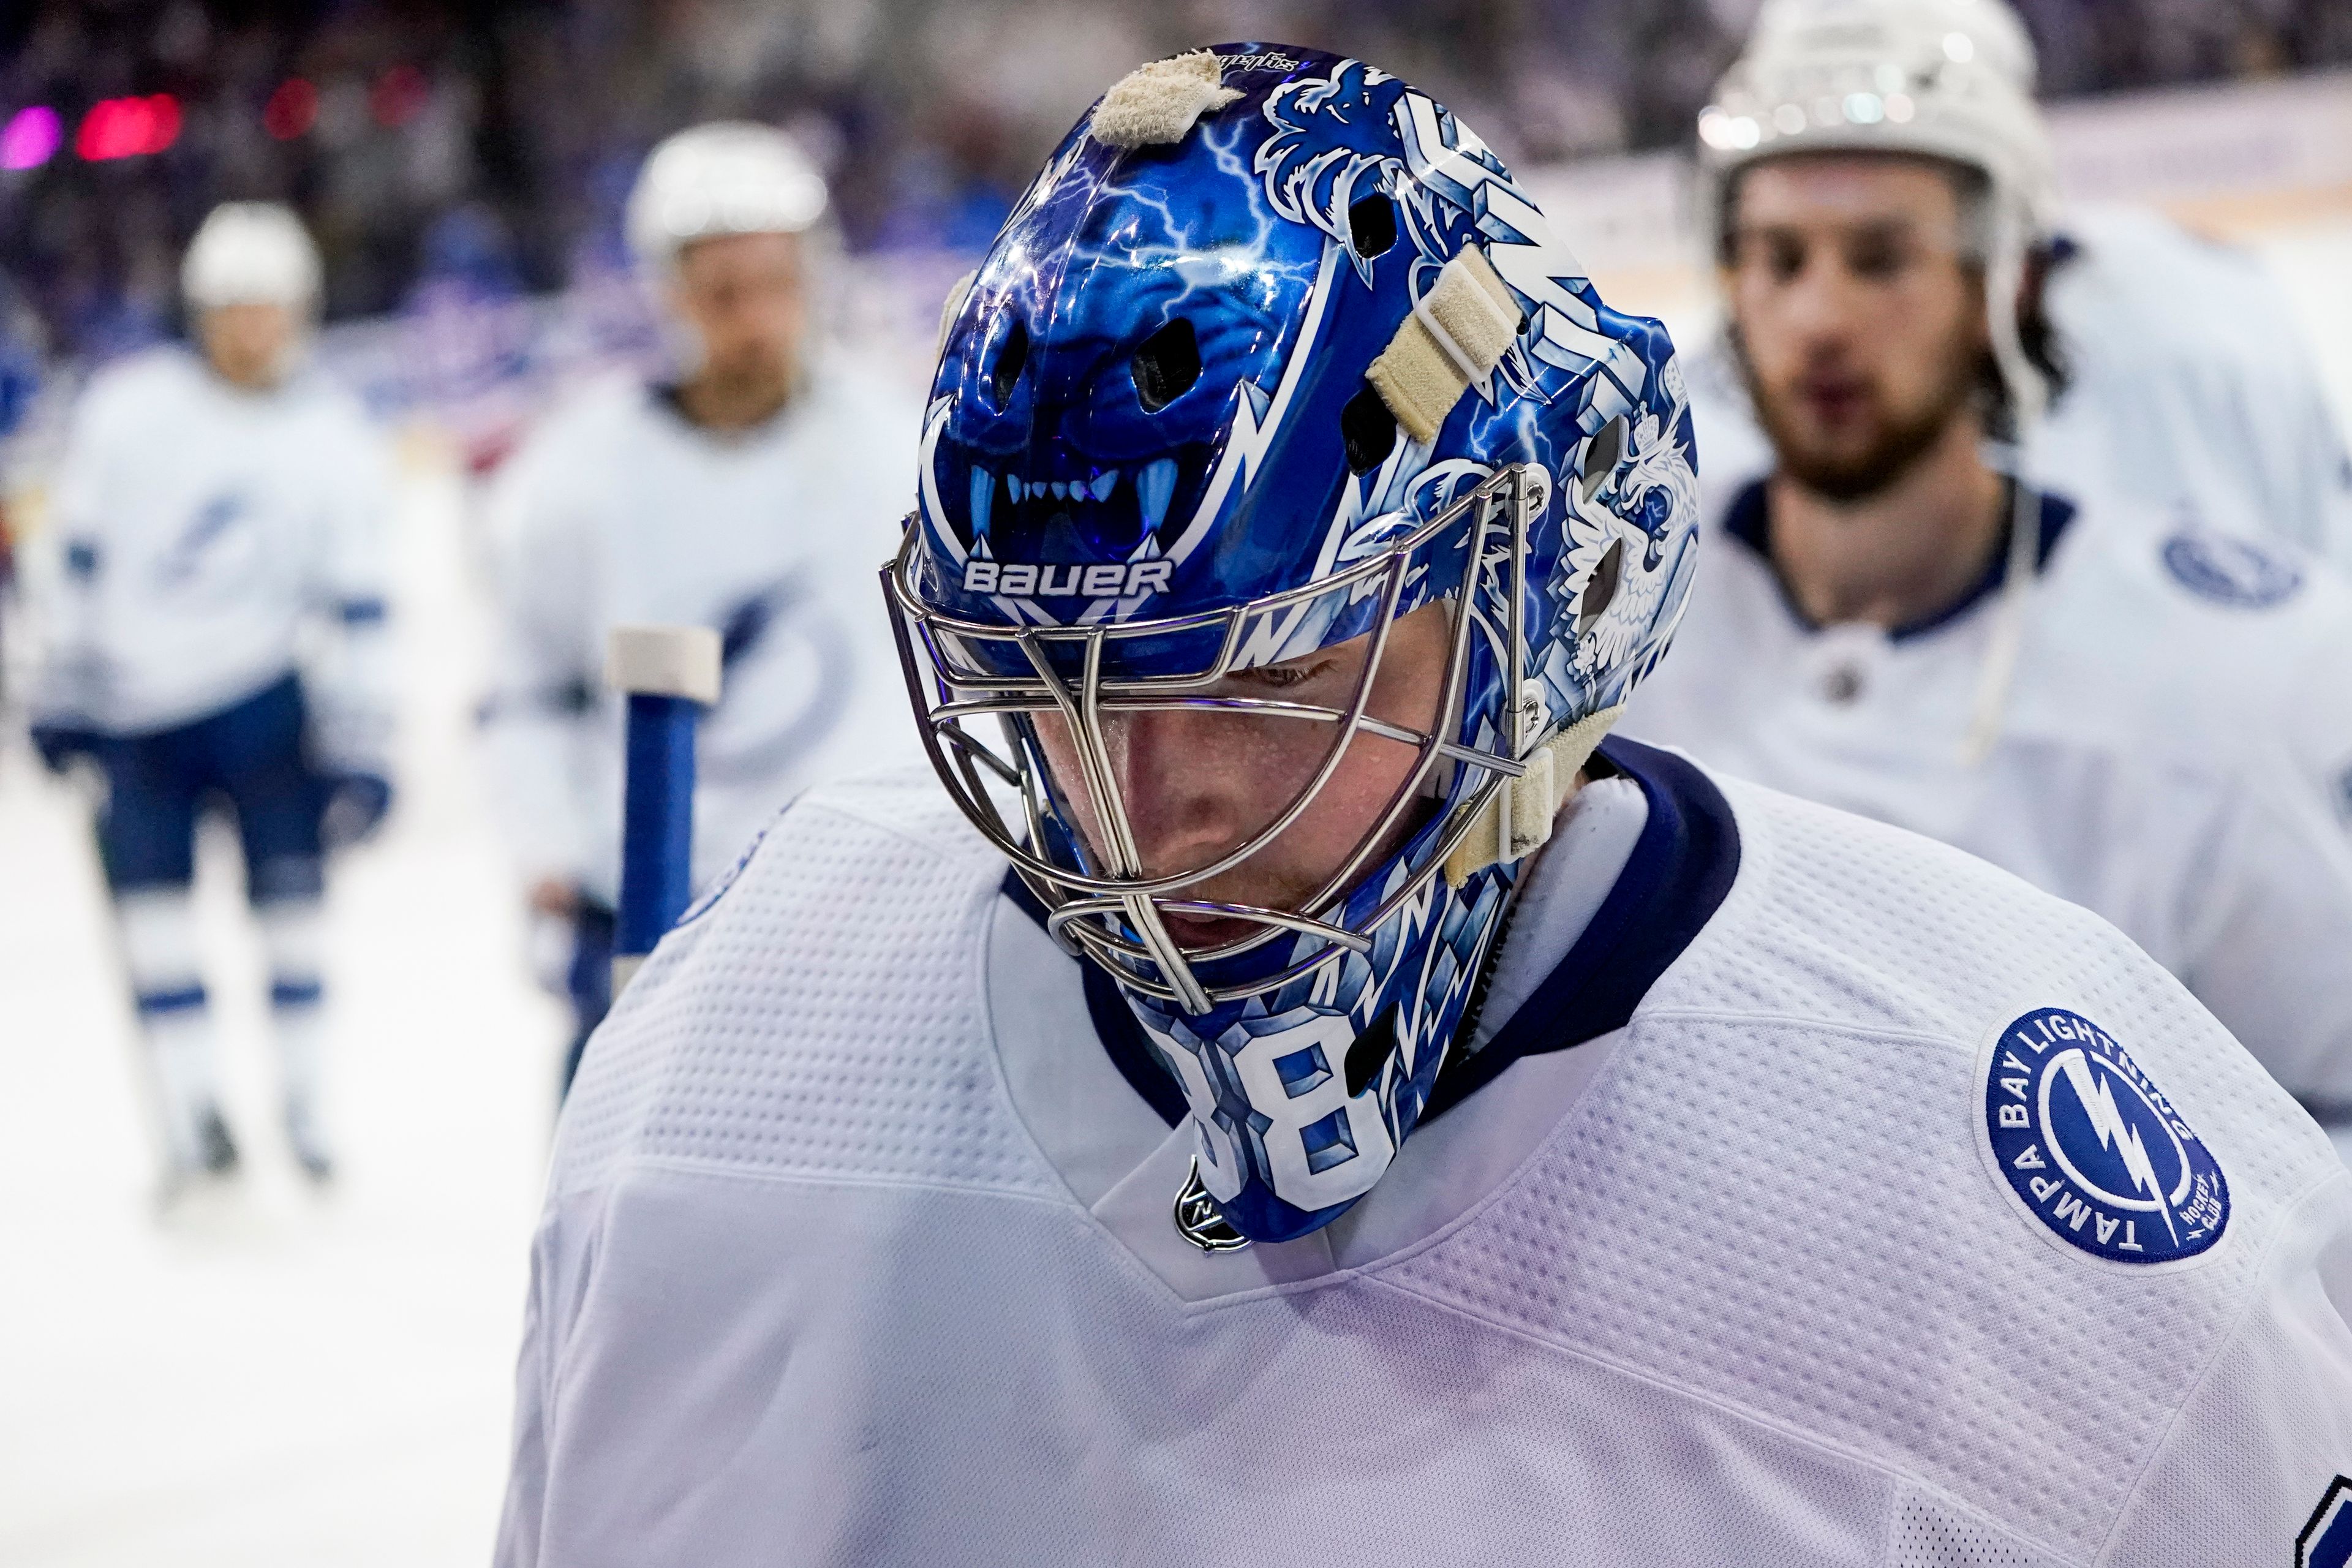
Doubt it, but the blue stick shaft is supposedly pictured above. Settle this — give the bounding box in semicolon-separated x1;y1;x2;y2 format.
616;692;698;959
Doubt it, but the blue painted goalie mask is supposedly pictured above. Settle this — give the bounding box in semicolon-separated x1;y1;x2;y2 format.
885;45;1701;1243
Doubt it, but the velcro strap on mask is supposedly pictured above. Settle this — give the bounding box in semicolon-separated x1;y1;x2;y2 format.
1090;51;1242;149
937;268;978;360
1366;246;1519;445
1443;703;1627;888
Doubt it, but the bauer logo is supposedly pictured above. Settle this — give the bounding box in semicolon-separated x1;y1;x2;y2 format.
963;559;1174;600
1980;1006;2228;1265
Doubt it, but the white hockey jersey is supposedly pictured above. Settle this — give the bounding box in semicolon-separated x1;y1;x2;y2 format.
29;347;394;753
1624;478;2352;1105
497;748;2352;1567
2035;206;2352;573
478;362;921;909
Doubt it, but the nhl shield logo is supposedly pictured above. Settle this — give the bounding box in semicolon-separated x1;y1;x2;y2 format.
1980;1007;2229;1265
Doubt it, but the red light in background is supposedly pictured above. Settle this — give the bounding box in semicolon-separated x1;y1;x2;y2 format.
75;94;181;161
263;78;317;140
369;66;428;128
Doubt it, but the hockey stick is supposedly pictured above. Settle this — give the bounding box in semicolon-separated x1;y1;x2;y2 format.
606;625;720;997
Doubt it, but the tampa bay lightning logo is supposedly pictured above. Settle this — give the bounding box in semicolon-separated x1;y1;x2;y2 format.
2161;526;2302;608
1980;1007;2228;1265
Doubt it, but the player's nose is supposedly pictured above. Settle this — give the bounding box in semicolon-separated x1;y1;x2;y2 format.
1108;707;1254;880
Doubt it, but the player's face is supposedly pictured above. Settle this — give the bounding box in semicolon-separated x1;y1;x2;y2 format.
198;303;299;390
1031;600;1452;947
1725;156;1987;500
669;230;807;391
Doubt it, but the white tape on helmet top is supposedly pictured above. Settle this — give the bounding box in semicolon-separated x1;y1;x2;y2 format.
181;203;322;309
625;122;829;274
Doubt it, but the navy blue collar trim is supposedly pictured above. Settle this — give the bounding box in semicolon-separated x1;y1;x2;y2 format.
1420;735;1741;1121
1722;478;2076;643
998;734;1743;1132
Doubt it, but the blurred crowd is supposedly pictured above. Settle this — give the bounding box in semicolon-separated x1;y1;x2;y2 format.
4;0;2352;368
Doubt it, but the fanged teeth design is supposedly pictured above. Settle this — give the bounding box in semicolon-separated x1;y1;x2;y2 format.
1137;457;1178;532
973;464;1158;526
969;468;993;536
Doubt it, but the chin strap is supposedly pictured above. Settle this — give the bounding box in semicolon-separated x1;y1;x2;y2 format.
1444;701;1626;888
1959;475;2040;767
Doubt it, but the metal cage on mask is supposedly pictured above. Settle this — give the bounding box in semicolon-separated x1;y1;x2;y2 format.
884;464;1550;1019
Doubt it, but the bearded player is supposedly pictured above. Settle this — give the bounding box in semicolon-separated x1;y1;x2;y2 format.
496;47;2352;1565
1631;2;2352;1111
479;124;919;1091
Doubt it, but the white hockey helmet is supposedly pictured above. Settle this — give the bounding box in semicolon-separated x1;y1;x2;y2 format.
181;202;322;310
624;122;829;274
1750;0;2040;92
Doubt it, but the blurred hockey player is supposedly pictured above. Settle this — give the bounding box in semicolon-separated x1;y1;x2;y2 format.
1631;9;2352;1106
27;203;396;1200
480;123;920;1092
496;50;2352;1563
1696;0;2352;566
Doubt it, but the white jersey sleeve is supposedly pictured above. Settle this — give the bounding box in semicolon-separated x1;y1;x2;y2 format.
25;368;121;729
478;405;611;895
2100;1173;2352;1565
2037;206;2352;572
2173;758;2352;1106
296;399;398;775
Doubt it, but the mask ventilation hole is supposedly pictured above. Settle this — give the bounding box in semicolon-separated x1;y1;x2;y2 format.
1578;415;1625;501
1340;383;1396;475
990;318;1028;408
1578;538;1624;635
1131;317;1200;412
1347;194;1396;258
1343;1007;1398;1099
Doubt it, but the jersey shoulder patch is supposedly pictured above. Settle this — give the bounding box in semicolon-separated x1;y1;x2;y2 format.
2160;525;2303;608
1976;1006;2229;1267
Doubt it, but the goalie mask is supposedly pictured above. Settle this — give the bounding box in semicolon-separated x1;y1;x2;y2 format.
886;45;1702;1243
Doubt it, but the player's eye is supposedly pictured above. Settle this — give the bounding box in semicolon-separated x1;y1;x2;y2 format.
1234;658;1336;693
1845;229;1910;280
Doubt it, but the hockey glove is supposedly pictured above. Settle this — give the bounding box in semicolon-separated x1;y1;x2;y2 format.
322;771;394;848
29;722;101;776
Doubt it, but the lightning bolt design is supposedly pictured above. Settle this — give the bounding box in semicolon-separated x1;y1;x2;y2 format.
2056;1051;2180;1246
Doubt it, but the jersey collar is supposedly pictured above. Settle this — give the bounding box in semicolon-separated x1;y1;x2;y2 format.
1722;478;2078;643
1003;734;1742;1130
